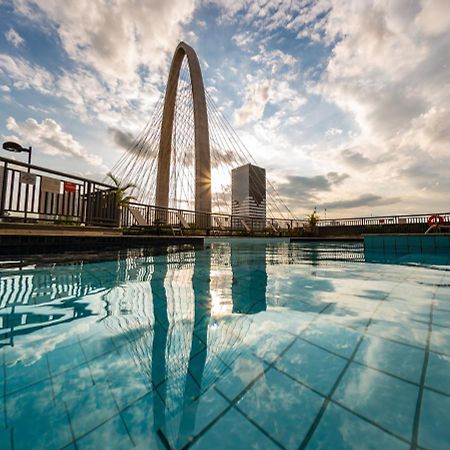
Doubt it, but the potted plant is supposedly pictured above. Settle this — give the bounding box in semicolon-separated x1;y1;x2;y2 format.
305;210;319;235
107;173;136;227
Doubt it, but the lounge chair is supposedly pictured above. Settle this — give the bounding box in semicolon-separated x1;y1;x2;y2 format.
176;211;190;230
214;216;224;230
129;207;149;226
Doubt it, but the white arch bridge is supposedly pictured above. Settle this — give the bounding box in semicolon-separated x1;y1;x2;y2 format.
109;42;300;234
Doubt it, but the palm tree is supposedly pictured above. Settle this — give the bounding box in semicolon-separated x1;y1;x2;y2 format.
305;210;319;233
107;172;136;206
107;172;136;226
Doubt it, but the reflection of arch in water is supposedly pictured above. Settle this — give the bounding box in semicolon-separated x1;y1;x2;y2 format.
101;247;257;439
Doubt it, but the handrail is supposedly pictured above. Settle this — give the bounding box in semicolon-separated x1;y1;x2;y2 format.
0;157;115;189
0;157;118;226
317;212;450;227
125;201;292;224
2;156;448;231
319;212;450;221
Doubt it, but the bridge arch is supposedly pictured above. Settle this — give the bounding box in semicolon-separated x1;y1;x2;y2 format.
155;41;211;214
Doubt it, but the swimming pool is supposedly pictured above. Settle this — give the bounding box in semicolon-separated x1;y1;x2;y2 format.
0;240;449;449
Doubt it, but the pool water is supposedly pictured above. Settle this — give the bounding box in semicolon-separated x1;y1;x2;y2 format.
0;240;449;449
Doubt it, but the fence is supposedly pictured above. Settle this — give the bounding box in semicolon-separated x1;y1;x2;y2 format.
121;201;301;234
2;156;448;234
317;212;450;227
0;157;118;226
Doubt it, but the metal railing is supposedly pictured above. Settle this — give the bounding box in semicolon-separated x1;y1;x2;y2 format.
316;212;450;227
0;158;299;233
121;201;301;234
0;157;118;226
3;156;448;234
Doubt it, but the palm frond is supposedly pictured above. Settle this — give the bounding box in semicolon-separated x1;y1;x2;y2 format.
121;182;137;191
107;172;121;188
121;195;136;204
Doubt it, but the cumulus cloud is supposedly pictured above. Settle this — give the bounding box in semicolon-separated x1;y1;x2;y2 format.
340;149;372;168
108;127;135;150
313;1;450;140
299;0;450;212
250;47;297;74
322;194;401;210
5;28;25;47
212;0;330;33
0;0;197;131
232;31;254;48
401;152;450;191
234;79;270;126
234;75;306;126
12;0;197;81
0;54;54;94
415;0;450;36
278;171;349;203
5;116;103;167
0;53;161;128
400;107;450;156
325;127;342;137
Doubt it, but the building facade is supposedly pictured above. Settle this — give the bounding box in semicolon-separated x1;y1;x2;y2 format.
231;163;266;228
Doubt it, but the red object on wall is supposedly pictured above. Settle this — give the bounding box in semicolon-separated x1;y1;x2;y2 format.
64;181;77;193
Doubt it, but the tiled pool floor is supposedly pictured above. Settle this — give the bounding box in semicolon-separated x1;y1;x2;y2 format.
0;241;449;449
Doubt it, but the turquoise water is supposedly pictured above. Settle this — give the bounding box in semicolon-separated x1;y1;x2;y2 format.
0;240;449;449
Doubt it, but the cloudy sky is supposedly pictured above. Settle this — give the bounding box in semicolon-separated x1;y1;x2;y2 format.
0;0;449;218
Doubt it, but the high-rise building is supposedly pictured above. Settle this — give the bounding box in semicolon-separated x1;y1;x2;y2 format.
231;163;266;227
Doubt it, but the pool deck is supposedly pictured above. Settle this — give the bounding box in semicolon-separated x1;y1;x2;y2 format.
0;223;204;256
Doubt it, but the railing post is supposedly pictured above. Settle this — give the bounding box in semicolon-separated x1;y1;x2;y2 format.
0;161;8;218
0;161;8;217
85;181;92;225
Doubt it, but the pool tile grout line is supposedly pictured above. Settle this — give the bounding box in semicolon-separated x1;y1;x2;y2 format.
410;285;438;450
1;328;153;399
296;335;352;361
297;336;365;450
177;302;334;449
233;403;285;449
106;379;136;447
329;399;414;446
63;400;78;450
2;349;7;428
298;277;412;450
295;333;430;390
157;428;173;450
341;316;450;360
77;335;97;386
67;409;120;445
1;251;449;449
296;331;431;389
271;365;327;398
46;354;57;406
